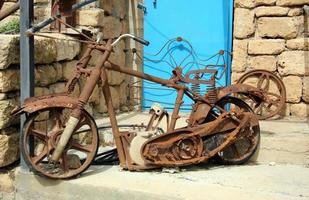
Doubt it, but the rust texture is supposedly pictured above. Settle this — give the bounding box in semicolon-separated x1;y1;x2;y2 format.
50;0;76;32
13;17;286;178
237;69;286;120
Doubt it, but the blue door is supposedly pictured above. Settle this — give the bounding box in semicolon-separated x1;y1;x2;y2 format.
142;0;233;110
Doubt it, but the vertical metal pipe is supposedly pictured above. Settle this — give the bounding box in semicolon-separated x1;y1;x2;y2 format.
168;89;184;132
20;0;34;171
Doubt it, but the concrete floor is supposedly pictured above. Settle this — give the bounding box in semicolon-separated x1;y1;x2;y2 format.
16;112;309;200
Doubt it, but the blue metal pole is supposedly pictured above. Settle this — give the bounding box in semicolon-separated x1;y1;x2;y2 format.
20;0;34;171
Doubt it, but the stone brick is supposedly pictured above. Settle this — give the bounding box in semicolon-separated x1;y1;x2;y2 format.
288;8;304;16
62;60;78;81
234;8;255;39
248;39;285;55
278;51;308;76
1;2;19;16
257;17;301;39
107;70;125;86
255;6;289;17
290;103;309;118
96;91;107;113
232;40;248;72
34;87;49;96
0;35;19;69
34;5;50;24
0;128;19;168
0;69;19;93
101;16;123;39
35;64;62;86
255;0;277;6
49;82;66;94
34;36;57;64
282;76;302;103
0;93;7;100
76;9;105;27
95;86;120;113
0;174;15;194
0;99;18;129
98;0;126;17
231;72;243;84
277;0;309;6
234;0;255;8
286;38;308;50
118;81;128;106
249;56;277;71
283;103;291;116
34;0;49;3
303;76;309;103
89;85;101;105
0;34;80;68
98;0;113;14
110;86;120;109
109;41;126;68
54;34;81;62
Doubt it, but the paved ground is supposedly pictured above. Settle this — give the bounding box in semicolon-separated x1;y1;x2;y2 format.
16;112;309;200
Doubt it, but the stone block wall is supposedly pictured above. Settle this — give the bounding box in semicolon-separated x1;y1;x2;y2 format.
0;1;143;195
232;0;309;119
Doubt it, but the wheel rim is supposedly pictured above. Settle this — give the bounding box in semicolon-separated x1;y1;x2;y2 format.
213;97;260;163
22;108;98;179
237;70;286;120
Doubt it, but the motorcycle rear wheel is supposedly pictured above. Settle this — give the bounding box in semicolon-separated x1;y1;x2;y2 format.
208;97;260;165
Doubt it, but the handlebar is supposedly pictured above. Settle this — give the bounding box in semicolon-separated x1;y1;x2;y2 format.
111;34;150;47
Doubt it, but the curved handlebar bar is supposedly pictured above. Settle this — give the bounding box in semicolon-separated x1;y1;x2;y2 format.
111;34;150;46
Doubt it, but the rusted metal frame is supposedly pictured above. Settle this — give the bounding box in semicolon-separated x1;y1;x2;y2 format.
100;67;127;168
0;1;20;21
72;41;112;118
104;61;229;121
167;89;184;132
142;112;252;166
11;94;78;115
236;69;286;119
49;40;113;163
50;0;76;32
104;61;186;91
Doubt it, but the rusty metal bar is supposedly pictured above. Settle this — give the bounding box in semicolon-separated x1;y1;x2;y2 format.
104;61;186;91
168;89;184;132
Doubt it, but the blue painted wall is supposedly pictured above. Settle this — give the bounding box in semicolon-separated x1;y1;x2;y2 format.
143;0;234;110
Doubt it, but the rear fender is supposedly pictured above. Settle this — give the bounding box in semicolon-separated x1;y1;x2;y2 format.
217;84;265;103
11;93;78;115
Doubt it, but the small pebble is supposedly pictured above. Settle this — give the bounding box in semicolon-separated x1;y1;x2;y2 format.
269;162;276;166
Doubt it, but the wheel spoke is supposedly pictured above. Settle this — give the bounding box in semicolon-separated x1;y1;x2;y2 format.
73;115;88;132
31;129;47;141
70;139;92;153
31;147;48;164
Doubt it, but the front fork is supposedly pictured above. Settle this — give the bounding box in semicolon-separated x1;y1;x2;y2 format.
50;40;118;163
